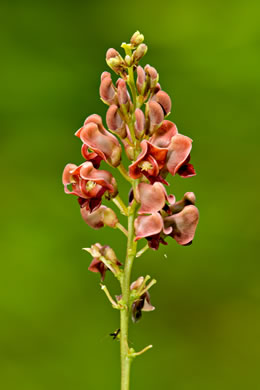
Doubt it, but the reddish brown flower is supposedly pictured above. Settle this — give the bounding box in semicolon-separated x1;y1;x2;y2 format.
76;114;122;167
129;140;168;183
62;161;117;212
150;120;196;178
134;191;199;249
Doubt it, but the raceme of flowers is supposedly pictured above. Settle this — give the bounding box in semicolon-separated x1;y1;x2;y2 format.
62;30;199;317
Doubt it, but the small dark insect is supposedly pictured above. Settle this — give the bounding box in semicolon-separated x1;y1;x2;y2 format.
110;328;120;340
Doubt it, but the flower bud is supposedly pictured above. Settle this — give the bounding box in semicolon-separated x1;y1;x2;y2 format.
125;55;133;67
148;101;164;133
145;65;159;89
136;66;146;95
117;79;129;106
106;48;124;75
106;104;127;138
134;108;145;139
133;44;148;62
99;72;117;105
151;90;172;115
130;31;144;46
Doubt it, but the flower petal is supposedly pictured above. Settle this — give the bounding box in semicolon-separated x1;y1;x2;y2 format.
164;205;199;245
137;182;166;214
150;120;178;148
135;213;163;241
166;134;193;176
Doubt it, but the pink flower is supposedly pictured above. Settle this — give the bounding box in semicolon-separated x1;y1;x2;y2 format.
75;114;122;167
62;161;117;212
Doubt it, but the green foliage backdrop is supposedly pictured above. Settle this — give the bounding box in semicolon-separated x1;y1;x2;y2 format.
1;0;259;389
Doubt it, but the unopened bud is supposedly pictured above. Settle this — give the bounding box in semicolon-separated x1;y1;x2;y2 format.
145;65;159;89
106;48;124;74
149;101;164;130
134;108;145;139
117;79;129;106
133;44;148;62
125;55;133;67
99;72;116;105
130;31;144;46
136;66;146;95
151;90;172;115
106;104;127;138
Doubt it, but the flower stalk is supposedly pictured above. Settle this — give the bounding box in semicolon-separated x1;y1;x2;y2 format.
62;31;199;390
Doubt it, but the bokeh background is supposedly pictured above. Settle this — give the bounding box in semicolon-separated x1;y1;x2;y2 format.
1;0;260;389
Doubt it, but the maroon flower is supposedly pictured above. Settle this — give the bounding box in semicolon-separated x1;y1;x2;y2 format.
62;161;117;212
75;114;122;167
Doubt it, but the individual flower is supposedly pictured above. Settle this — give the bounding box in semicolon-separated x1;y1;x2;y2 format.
135;189;199;249
75;114;122;167
62;161;118;212
84;243;122;281
128;140;168;184
150;120;196;178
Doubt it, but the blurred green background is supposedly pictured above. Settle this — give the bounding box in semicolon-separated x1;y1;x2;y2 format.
1;0;259;389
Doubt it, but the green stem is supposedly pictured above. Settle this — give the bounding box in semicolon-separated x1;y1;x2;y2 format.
118;163;133;184
116;223;128;237
136;243;149;258
113;195;129;216
120;200;138;390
